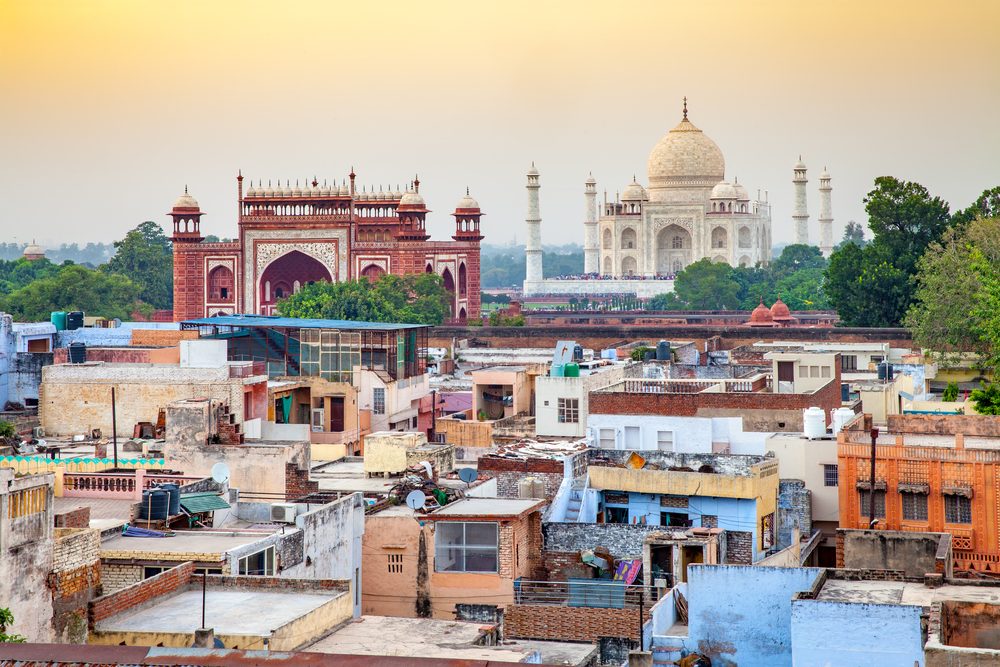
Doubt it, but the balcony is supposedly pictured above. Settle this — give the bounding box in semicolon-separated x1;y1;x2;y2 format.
229;361;267;379
61;470;204;499
597;375;768;395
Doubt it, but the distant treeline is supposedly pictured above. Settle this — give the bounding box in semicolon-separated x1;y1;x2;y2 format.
0;242;114;266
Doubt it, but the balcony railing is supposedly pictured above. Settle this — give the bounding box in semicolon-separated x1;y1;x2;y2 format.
229;361;267;378
600;376;767;395
62;470;204;499
514;580;662;608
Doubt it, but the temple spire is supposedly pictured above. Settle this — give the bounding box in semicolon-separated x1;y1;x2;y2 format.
682;96;688;120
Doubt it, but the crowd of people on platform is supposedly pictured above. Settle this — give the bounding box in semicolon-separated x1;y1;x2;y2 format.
547;272;676;281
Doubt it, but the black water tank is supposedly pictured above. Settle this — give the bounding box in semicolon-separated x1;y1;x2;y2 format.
138;489;169;520
68;342;87;364
159;483;181;516
573;344;584;361
66;311;84;330
656;340;671;361
643;350;656;362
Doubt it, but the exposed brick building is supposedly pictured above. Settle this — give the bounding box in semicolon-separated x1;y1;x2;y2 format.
171;174;483;322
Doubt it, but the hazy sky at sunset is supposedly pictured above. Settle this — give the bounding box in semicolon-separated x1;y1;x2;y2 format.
2;0;998;248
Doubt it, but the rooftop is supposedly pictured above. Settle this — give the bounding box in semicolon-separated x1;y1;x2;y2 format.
817;578;1000;607
428;497;545;518
96;588;340;636
182;314;426;331
307;615;596;665
101;530;275;557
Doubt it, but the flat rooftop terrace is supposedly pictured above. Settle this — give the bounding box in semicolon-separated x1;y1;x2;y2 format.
430;497;544;517
101;530;272;555
96;589;340;636
818;579;1000;607
308;615;596;665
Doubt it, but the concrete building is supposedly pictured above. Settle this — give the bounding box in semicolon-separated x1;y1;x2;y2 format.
0;313;55;409
39;340;267;438
587;414;769;454
535;358;633;438
838;412;1000;575
523;100;773;297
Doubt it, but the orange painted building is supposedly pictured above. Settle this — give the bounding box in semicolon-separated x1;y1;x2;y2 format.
838;413;1000;574
362;497;544;619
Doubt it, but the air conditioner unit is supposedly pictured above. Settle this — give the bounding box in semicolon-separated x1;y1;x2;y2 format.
32;427;45;438
270;503;297;523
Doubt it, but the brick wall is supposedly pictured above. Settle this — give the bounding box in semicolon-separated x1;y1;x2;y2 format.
130;329;199;347
888;414;1000;437
725;531;753;565
89;561;196;626
778;479;811;548
100;563;143;594
543;550;595;581
543;522;664;560
54;506;91;529
504;604;641;642
53;528;100;573
285;462;319;501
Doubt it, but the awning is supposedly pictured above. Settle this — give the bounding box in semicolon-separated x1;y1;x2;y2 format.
179;492;231;514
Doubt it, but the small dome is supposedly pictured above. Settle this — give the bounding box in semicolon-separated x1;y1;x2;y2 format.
794;157;807;170
321;183;332;196
770;298;794;321
819;167;831;180
455;190;480;210
263;184;274;197
711;181;738;200
245;184;257;197
399;191;426;207
173;189;199;209
733;181;750;201
621;179;648;202
23;242;45;260
585;174;597;185
292;183;303;197
749;299;775;326
527;163;539;176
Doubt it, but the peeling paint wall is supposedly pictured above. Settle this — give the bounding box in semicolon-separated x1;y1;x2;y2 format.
790;598;924;666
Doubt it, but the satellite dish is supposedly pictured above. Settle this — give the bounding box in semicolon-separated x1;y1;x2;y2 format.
211;462;231;484
458;467;478;484
405;490;427;511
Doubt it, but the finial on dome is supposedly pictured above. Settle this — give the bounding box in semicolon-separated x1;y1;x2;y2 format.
466;186;470;195
237;170;243;181
633;174;637;183
682;96;688;120
184;184;189;194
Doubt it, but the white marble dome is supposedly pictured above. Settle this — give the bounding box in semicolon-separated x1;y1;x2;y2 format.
710;181;738;200
733;181;750;200
399;191;425;207
173;190;199;209
621;180;648;201
456;191;479;210
647;116;725;190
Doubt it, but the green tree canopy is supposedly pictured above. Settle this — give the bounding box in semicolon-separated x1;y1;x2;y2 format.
0;264;146;321
838;221;867;249
649;259;740;310
276;273;453;325
104;221;173;309
952;186;1000;227
770;244;827;278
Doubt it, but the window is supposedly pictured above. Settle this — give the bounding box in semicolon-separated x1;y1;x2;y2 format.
598;428;616;449
387;553;403;573
823;464;839;487
945;495;972;524
656;431;674;451
194;568;223;576
809;366;820;378
902;492;928;521
841;355;858;371
373;387;385;415
558;398;579;424
606;507;629;524
435;522;499;573
672;235;683;249
871;355;885;364
859;490;885;518
238;546;276;576
821;366;831;378
662;511;690;527
143;566;167;579
798;365;808;378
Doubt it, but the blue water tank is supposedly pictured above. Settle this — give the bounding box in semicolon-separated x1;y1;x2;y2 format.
159;483;181;516
841;382;850;401
656;340;671;361
138;489;169;521
50;311;67;331
573;345;584;361
551;364;565;377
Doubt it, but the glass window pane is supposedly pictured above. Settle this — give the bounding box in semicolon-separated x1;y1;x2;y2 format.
435;546;464;572
464;548;498;573
465;522;498;547
436;522;464;546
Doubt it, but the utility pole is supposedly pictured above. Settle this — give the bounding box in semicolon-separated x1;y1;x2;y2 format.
869;427;879;528
111;387;119;468
429;389;437;443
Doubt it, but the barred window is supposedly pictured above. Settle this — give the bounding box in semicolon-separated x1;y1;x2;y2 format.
557;398;579;424
373;387;385;415
901;492;928;521
387;553;403;574
823;465;838;487
841;355;858;371
859;490;885;518
945;495;972;524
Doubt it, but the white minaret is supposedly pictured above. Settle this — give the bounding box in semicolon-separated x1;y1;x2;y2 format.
583;173;598;274
524;163;543;291
792;157;809;245
818;167;833;257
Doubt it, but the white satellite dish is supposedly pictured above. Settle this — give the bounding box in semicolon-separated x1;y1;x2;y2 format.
211;462;231;484
405;490;427;511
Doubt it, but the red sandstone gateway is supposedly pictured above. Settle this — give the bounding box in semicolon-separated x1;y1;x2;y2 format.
170;173;483;323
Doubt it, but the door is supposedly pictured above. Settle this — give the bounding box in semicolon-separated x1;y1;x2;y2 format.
329;396;345;432
777;361;794;383
624;426;640;449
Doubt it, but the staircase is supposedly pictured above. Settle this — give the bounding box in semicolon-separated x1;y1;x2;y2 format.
215;403;244;445
563;480;587;522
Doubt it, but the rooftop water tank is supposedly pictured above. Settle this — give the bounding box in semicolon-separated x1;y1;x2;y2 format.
803;407;826;439
831;407;856;435
877;361;895;382
66;311;84;331
158;483;181;516
68;342;87;364
573;345;584;362
551;364;565;377
138;489;169;521
50;311;67;331
656;340;671;361
564;363;580;378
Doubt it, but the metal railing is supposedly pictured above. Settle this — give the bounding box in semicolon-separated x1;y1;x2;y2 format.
513;580;662;608
598;375;768;395
229;361;267;378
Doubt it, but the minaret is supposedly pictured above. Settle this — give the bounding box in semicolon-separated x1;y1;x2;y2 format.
583;173;598;274
792;157;809;245
524;163;543;290
818;167;833;257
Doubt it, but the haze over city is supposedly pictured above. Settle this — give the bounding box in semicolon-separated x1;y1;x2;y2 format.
2;0;998;246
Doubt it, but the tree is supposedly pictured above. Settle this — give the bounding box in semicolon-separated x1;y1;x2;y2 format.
907;217;1000;363
951;186;1000;226
943;382;959;402
838;221;867;249
0;264;146;321
970;382;1000;416
104;221;173;309
276;273;453;325
825;177;951;326
669;259;740;310
0;608;26;643
770;244;827;278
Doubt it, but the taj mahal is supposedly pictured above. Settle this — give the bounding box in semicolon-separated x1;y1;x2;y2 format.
523;100;778;298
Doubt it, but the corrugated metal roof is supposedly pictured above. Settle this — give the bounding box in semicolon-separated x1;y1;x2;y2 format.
182;314;426;331
179;492;231;513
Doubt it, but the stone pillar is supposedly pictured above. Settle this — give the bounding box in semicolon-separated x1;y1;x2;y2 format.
792;158;809;246
818;168;833;257
524;164;543;293
583;175;598;274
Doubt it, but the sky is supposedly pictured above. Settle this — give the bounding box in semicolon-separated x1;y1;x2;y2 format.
2;0;998;249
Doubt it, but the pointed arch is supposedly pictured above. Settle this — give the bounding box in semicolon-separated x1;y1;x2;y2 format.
458;262;468;297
